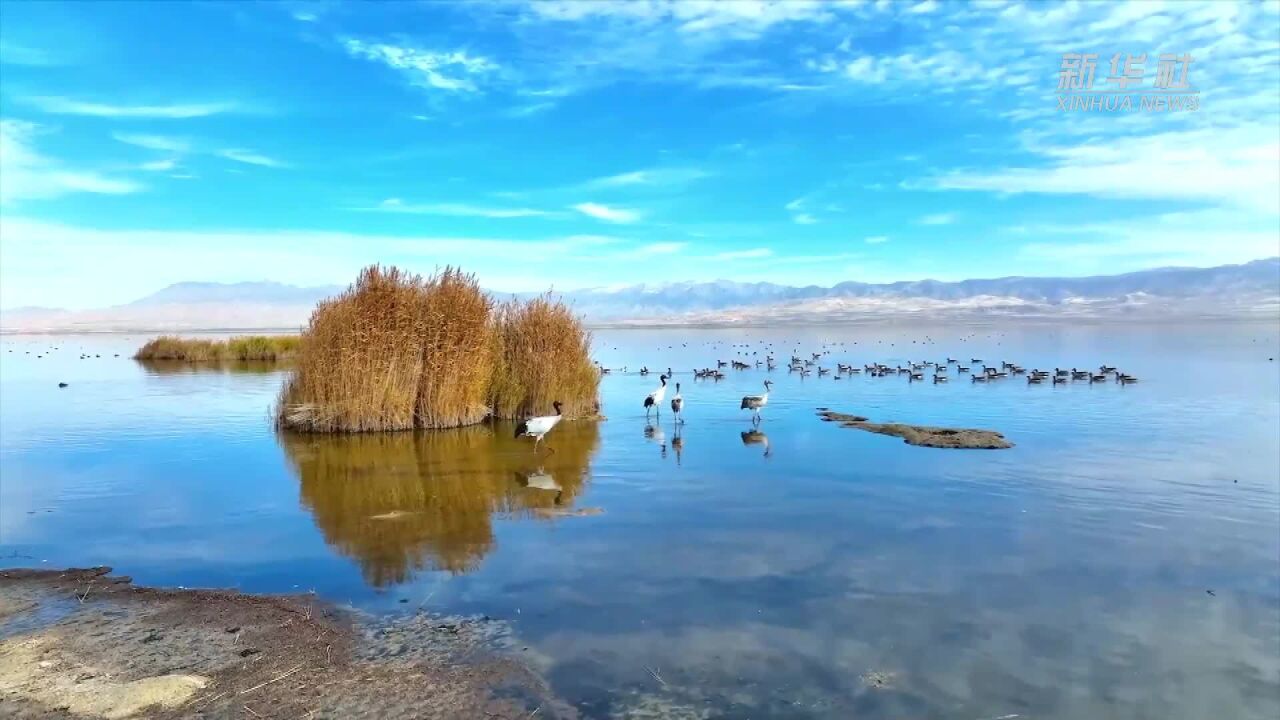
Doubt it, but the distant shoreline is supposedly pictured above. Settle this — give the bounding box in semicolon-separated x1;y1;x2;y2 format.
3;313;1278;335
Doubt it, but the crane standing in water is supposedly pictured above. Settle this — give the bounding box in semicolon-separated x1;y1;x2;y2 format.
741;380;772;423
644;374;668;419
670;382;685;424
514;401;563;453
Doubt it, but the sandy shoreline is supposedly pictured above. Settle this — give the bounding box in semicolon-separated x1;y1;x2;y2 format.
0;567;574;719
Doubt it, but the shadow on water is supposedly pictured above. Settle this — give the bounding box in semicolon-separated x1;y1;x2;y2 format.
278;420;600;586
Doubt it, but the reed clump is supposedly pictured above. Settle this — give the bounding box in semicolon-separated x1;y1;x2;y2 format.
489;295;600;420
277;265;598;433
133;335;300;362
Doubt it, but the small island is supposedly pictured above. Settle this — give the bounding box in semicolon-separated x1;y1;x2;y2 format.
133;335;300;362
816;409;1014;449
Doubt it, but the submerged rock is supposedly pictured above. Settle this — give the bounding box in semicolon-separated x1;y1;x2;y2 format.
817;409;1013;449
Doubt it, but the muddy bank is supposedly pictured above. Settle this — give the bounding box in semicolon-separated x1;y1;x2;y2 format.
0;567;574;719
816;409;1013;449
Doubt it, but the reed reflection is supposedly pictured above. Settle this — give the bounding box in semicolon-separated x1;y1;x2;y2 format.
280;420;600;586
136;359;284;376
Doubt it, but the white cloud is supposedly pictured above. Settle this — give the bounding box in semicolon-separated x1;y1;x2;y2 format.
113;133;191;153
525;0;835;36
918;212;956;225
588;167;708;188
505;102;555;117
929;127;1280;213
0;41;56;66
343;39;498;92
713;248;774;260
139;159;179;172
364;198;555;218
24;96;239;118
626;241;685;256
864;236;889;244
572;202;641;223
793;213;817;225
1014;209;1279;275
0;217;683;307
0;120;142;204
217;149;287;168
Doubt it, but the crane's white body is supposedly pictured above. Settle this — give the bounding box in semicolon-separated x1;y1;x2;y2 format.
740;381;772;422
515;401;563;451
644;375;668;418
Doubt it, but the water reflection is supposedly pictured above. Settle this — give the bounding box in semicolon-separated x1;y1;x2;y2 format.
279;420;600;585
740;428;771;458
136;359;283;375
643;421;667;459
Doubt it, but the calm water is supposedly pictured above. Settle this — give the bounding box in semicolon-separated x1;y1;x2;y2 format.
2;324;1279;719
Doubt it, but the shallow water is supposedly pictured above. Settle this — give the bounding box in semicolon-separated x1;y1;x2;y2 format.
3;323;1279;719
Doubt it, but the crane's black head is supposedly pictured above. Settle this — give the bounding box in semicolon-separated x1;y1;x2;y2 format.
660;374;667;383
552;400;562;414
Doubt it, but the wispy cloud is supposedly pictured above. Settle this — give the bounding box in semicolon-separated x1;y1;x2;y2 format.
626;242;685;257
572;202;641;223
217;149;287;168
113;133;191;153
343;39;498;93
713;248;774;260
793;213;817;225
587;167;709;188
0;41;57;66
363;198;555;218
0;120;142;204
864;236;889;244
1013;209;1280;275
926;127;1280;213
505;102;555;118
25;96;240;118
918;213;955;226
139;159;179;172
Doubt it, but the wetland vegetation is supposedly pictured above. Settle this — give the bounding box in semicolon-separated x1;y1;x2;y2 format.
277;266;599;433
132;335;300;362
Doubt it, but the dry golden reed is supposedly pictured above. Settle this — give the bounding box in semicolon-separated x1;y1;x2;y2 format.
277;265;598;433
489;295;600;420
133;335;300;362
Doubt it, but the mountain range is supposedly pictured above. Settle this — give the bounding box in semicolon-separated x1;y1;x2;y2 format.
3;259;1277;332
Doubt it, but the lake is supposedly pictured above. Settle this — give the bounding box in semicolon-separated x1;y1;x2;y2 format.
2;322;1278;719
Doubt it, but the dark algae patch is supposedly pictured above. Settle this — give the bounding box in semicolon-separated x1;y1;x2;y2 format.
817;409;1013;449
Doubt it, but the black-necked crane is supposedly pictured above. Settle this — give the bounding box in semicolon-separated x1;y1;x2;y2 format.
514;401;563;453
740;380;772;423
644;374;668;418
670;382;684;424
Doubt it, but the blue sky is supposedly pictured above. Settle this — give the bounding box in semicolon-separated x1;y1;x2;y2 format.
1;0;1278;309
